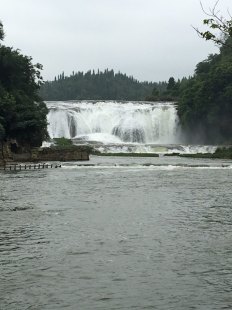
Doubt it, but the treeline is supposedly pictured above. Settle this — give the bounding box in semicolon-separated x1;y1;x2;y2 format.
40;69;167;101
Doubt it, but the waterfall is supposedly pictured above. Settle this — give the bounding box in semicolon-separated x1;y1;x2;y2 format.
46;100;181;144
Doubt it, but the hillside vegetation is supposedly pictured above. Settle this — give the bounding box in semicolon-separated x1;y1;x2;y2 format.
39;69;167;101
177;37;232;143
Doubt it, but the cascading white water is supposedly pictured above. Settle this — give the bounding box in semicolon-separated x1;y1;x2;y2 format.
45;101;218;154
47;100;181;144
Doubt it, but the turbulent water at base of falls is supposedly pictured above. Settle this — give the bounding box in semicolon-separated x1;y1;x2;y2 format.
46;100;217;154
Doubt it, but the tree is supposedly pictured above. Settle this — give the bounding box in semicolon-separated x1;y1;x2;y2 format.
167;77;176;91
0;20;4;41
194;1;232;47
151;87;159;97
0;22;48;147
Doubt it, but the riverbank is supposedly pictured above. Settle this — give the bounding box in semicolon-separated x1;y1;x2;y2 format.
1;144;231;165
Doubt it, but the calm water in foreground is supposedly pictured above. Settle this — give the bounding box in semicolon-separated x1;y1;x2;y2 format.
0;156;232;310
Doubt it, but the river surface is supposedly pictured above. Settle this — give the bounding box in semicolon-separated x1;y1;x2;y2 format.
0;156;232;310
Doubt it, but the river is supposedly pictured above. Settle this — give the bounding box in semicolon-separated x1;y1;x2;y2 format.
1;155;232;309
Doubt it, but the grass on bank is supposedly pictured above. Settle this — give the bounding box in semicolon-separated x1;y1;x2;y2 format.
48;139;232;159
53;137;73;147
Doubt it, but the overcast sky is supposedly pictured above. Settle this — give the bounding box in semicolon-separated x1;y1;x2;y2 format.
1;0;231;82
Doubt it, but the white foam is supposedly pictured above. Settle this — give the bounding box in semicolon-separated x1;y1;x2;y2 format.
93;144;217;154
46;100;180;144
61;164;232;170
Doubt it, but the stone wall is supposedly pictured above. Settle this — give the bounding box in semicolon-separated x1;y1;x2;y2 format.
0;144;90;165
33;146;89;161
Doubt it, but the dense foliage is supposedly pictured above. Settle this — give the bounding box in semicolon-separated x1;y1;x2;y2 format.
145;76;192;101
40;69;162;101
177;35;232;144
0;22;48;147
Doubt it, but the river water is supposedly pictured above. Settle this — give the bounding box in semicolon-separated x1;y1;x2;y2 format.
1;156;232;310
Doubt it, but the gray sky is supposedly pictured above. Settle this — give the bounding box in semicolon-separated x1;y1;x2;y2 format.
1;0;231;82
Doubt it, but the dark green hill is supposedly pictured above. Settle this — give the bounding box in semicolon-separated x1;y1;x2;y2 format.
39;69;160;101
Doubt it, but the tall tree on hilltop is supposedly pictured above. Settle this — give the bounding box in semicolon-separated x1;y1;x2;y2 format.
167;77;176;91
0;21;4;41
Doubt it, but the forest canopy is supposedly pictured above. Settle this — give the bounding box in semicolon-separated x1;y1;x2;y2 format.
39;69;165;101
